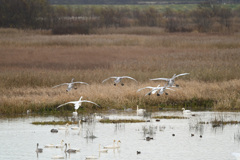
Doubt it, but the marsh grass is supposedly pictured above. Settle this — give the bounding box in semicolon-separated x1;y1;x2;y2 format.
99;119;145;123
32;121;77;125
0;28;240;116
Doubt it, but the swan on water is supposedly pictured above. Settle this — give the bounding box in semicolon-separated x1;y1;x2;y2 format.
55;140;64;148
137;84;175;96
51;155;65;159
36;143;43;153
150;73;190;87
136;105;146;115
45;143;55;148
52;78;89;92
68;143;80;152
102;76;137;86
57;96;100;116
99;144;108;153
182;108;192;114
64;143;77;153
85;156;98;160
104;140;121;149
71;120;81;130
58;123;69;130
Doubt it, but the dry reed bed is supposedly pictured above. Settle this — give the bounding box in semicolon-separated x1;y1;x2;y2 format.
1;80;240;115
0;28;240;115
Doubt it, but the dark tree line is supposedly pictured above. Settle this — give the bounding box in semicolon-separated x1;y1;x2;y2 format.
0;0;238;33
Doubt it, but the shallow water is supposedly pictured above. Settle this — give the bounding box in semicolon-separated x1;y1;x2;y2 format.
0;111;240;160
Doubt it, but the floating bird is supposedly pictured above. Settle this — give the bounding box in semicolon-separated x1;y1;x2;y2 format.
64;143;77;153
50;128;58;133
99;144;108;153
58;123;69;130
150;73;190;87
52;78;88;92
172;134;175;136
182;108;191;114
137;84;174;96
136;105;146;115
71;120;81;130
36;143;43;153
137;151;141;155
85;156;98;160
51;155;65;159
57;96;99;116
68;143;80;152
104;140;121;149
55;140;65;148
102;76;137;86
45;143;55;148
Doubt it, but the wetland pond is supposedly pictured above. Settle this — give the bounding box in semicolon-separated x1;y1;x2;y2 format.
1;111;240;160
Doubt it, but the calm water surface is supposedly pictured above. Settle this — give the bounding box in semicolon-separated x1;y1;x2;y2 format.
0;111;240;160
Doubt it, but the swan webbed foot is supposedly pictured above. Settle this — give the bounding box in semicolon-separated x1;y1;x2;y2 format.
157;93;160;96
176;84;179;87
114;83;116;86
165;93;168;95
121;83;124;86
148;93;151;96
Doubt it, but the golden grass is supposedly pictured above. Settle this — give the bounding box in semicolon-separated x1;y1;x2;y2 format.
0;27;240;115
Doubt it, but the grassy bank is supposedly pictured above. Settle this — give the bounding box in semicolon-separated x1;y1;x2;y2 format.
0;28;240;116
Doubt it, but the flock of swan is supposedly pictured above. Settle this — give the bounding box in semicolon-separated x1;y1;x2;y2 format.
36;73;190;159
36;139;121;159
53;73;190;116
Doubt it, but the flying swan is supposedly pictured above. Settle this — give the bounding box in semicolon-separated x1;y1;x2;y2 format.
150;73;190;87
137;84;175;96
52;78;89;92
102;76;137;86
57;96;99;116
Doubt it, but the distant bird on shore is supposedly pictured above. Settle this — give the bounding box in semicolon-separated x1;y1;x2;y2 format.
150;73;190;87
52;78;88;92
136;105;146;115
57;96;99;116
137;84;174;96
102;76;137;86
182;108;192;114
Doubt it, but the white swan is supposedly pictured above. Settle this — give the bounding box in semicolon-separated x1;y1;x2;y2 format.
57;96;99;116
51;155;65;159
58;123;69;130
136;105;146;115
52;78;89;92
64;143;77;153
85;156;98;160
137;84;175;96
104;140;121;149
102;76;137;86
36;143;43;153
71;120;81;130
44;143;55;148
99;144;108;153
55;140;64;148
150;73;190;87
182;108;192;114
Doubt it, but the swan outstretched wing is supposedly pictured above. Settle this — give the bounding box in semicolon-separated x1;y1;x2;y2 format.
150;78;170;81
121;76;137;82
137;86;155;92
102;77;118;83
57;101;76;109
52;83;69;88
81;100;100;107
175;73;190;78
72;82;89;85
166;88;175;91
